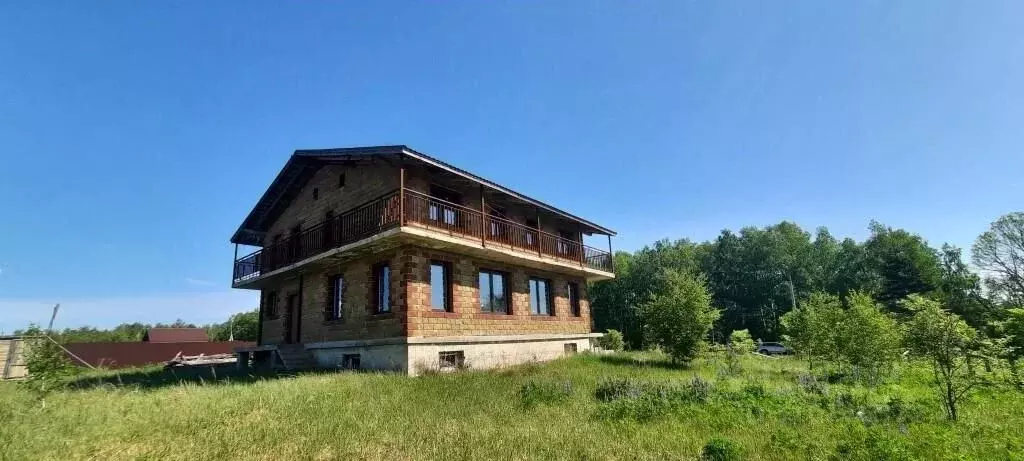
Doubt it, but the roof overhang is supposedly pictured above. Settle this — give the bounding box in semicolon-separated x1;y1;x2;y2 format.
230;145;616;246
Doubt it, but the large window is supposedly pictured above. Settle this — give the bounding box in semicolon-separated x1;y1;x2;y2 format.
479;270;508;314
374;263;391;313
568;282;580;317
325;275;344;321
430;261;452;312
529;277;552;316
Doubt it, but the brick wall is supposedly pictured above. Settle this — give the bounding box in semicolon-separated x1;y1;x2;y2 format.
258;245;592;344
262;161;399;247
259;250;406;346
402;246;591;337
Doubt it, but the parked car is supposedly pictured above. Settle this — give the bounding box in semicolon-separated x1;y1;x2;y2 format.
757;342;790;355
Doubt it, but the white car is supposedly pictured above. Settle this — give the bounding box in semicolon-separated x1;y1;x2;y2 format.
757;342;789;355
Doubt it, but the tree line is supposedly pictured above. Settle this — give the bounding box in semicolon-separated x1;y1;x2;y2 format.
15;310;260;343
591;214;1023;348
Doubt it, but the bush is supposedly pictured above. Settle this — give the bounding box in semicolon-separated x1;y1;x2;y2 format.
518;380;573;408
22;332;78;395
639;270;720;364
729;330;756;354
701;437;743;461
835;292;903;384
598;329;625;351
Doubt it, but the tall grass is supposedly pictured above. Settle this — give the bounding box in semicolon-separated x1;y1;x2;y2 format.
0;352;1021;460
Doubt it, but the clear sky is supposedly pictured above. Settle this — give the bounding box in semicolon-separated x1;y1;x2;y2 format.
1;1;1022;332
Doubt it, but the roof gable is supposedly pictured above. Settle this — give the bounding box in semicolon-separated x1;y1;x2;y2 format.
230;145;615;246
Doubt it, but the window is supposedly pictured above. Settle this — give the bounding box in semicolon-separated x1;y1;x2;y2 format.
479;270;508;313
430;261;452;312
567;282;580;317
529;278;552;316
263;291;278;319
488;208;506;238
312;187;319;200
439;351;465;369
325;275;344;321
564;343;578;354
341;354;360;370
374;263;391;313
338;173;346;188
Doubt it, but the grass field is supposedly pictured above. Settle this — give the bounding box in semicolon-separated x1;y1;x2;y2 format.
1;351;1022;461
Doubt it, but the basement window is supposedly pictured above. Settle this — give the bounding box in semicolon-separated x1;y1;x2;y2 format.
341;354;360;370
439;351;465;369
564;343;578;354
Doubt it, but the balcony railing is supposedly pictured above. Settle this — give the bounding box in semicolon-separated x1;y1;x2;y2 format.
233;188;613;284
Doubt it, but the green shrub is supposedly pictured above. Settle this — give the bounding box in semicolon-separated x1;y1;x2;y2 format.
595;378;647;402
598;329;625;351
729;329;756;354
21;330;78;395
701;437;743;461
518;380;573;408
638;270;720;365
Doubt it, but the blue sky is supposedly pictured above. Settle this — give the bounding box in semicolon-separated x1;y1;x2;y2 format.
1;1;1022;332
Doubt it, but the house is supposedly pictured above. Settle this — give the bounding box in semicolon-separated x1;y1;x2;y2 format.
230;145;615;374
142;328;209;343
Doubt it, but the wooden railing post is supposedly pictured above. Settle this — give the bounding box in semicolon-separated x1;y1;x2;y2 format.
536;208;543;257
479;184;486;246
607;234;614;272
399;165;405;226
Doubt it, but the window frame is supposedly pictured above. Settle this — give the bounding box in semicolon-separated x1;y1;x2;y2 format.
430;260;453;312
263;290;279;319
528;277;554;316
373;262;392;313
326;274;344;321
567;281;581;317
478;269;509;314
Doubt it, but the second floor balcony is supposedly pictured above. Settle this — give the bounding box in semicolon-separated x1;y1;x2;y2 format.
232;188;614;287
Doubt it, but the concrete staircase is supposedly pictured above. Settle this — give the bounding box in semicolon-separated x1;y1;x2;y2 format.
274;344;318;370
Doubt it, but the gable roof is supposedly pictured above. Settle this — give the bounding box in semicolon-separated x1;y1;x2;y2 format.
230;145;616;246
142;328;209;343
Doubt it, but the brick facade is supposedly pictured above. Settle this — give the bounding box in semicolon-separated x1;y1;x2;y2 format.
262;161;399;247
258;245;591;345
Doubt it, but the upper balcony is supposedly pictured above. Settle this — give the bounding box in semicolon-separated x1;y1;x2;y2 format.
232;187;614;288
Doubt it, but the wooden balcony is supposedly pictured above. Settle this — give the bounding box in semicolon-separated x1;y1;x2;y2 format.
232;189;614;286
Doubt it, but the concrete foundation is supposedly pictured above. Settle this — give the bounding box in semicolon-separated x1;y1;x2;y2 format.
305;333;603;375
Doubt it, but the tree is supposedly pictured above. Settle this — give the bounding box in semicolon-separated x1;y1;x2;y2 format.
936;245;993;330
780;292;843;369
208;309;260;341
835;291;903;383
863;222;942;313
1001;308;1024;384
904;295;990;421
639;270;720;364
972;212;1024;306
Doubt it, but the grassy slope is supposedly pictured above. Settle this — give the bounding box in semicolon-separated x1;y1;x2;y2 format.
1;352;1022;461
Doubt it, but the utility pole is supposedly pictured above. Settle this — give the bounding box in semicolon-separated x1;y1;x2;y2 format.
47;304;60;333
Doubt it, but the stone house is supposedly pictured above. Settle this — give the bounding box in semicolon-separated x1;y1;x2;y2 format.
231;145;615;374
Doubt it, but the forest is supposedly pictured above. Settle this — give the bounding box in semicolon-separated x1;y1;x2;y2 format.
591;212;1024;350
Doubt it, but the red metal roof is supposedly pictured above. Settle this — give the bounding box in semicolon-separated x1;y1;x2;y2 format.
142;328;209;343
